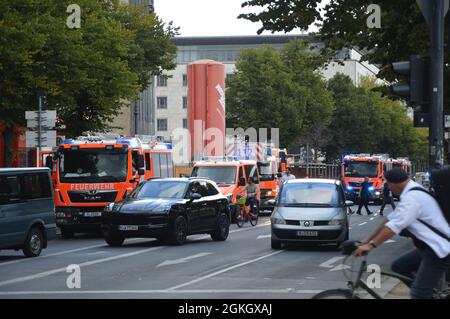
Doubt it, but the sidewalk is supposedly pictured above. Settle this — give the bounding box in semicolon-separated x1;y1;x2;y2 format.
385;281;410;299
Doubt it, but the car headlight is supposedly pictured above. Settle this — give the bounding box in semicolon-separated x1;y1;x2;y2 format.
329;216;344;225
369;186;375;191
347;186;353;191
104;202;115;212
151;203;172;213
375;191;380;196
266;191;273;196
271;212;286;225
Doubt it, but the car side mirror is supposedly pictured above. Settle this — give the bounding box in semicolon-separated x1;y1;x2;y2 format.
45;156;53;170
238;177;246;186
138;154;145;168
190;193;202;201
267;199;276;206
138;168;145;176
345;200;354;207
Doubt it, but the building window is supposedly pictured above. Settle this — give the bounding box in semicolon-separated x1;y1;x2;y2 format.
157;97;167;109
183;74;188;87
183;118;188;129
157;75;167;87
183;96;188;109
157;119;168;131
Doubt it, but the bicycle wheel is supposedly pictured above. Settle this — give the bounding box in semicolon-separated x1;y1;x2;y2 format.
235;207;245;228
311;289;357;299
249;205;259;226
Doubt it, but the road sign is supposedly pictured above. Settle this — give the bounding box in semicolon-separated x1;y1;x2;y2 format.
445;115;450;128
26;131;57;148
26;118;56;129
417;0;449;27
25;110;56;120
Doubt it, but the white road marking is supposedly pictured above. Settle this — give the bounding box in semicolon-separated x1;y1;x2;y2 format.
0;246;163;288
359;222;367;226
156;252;212;268
257;235;271;239
166;250;283;291
385;239;396;244
374;213;378;217
370;217;375;221
0;288;322;295
319;257;345;269
0;238;146;267
0;222;271;267
329;264;351;272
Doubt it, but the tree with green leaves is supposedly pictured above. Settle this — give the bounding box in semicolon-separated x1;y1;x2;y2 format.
239;1;448;95
0;0;178;166
325;74;428;163
226;39;334;150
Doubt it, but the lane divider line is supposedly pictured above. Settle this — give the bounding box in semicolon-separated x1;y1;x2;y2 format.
166;250;283;291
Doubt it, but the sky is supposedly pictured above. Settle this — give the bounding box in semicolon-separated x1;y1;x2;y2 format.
155;0;317;37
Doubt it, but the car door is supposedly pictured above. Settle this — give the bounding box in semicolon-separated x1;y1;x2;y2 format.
204;182;222;229
185;181;205;233
0;174;26;248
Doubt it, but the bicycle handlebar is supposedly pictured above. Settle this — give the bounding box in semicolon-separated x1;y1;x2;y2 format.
340;240;367;256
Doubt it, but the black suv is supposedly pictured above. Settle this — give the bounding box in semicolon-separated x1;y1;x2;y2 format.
101;178;230;246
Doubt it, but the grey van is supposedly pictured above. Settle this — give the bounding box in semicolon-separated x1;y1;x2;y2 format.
270;179;353;249
0;168;56;257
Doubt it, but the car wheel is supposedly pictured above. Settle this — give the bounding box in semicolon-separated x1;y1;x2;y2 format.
105;235;125;247
170;216;188;245
60;227;74;239
23;227;44;257
210;212;230;241
271;239;282;250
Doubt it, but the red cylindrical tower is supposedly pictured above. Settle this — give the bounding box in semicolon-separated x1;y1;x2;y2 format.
187;60;225;161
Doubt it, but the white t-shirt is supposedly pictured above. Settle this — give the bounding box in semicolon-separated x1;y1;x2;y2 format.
385;180;450;258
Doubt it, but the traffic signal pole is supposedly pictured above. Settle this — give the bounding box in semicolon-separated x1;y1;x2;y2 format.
430;0;445;168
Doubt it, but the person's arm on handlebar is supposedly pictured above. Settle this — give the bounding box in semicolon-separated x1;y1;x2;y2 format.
360;220;388;244
355;226;396;256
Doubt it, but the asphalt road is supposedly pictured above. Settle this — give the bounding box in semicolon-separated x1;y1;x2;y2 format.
0;205;412;299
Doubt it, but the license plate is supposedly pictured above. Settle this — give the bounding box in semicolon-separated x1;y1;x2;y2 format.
118;225;138;231
83;212;102;217
297;231;318;237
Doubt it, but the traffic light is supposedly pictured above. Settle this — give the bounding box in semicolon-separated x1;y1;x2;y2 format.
391;55;431;106
390;55;431;127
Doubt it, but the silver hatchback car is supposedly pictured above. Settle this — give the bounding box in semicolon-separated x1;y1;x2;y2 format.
270;179;353;249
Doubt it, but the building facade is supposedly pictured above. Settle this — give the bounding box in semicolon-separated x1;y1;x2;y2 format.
148;35;382;141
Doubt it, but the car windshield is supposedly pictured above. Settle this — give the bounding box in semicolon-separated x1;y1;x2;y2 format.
191;166;236;185
257;163;275;180
59;149;128;183
131;181;187;199
344;161;378;178
280;183;340;207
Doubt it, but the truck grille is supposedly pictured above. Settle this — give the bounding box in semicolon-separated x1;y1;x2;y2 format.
68;191;118;203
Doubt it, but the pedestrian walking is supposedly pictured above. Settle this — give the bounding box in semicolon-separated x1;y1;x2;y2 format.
281;168;295;184
356;177;372;215
379;180;396;216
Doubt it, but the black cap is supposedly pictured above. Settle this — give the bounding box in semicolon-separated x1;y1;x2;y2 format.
384;168;409;184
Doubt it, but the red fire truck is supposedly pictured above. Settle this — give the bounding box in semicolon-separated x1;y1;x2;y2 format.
44;135;173;238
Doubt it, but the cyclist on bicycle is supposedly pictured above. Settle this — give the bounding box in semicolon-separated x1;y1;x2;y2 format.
237;177;259;215
354;168;450;299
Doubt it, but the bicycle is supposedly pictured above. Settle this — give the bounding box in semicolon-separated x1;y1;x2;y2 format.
235;196;259;228
312;241;450;299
